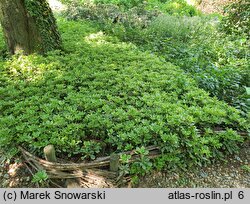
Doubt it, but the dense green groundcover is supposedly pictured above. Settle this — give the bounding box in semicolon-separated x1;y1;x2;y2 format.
63;1;250;115
0;19;249;175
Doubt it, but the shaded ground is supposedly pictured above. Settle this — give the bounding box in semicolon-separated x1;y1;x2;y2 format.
0;142;249;188
138;143;250;188
0;158;32;188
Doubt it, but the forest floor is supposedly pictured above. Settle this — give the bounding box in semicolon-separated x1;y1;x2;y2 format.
0;142;249;188
0;0;249;188
137;142;250;188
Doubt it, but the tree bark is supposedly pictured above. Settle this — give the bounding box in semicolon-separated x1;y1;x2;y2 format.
0;0;61;54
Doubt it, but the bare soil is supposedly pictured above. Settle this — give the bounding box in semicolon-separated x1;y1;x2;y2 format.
137;143;250;188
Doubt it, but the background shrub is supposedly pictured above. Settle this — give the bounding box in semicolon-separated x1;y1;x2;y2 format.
222;0;250;36
95;0;145;9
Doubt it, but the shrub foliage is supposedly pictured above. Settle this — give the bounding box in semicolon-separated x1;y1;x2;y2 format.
222;0;250;36
0;19;248;174
63;2;250;114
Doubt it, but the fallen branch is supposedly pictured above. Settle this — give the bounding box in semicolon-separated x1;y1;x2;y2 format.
18;145;161;171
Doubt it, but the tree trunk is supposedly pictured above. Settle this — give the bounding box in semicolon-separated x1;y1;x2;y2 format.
0;0;61;54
